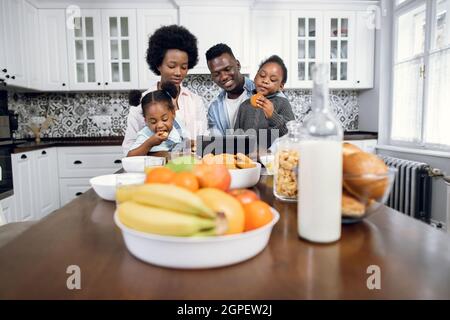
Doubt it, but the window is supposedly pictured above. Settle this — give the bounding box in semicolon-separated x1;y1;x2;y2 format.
391;0;450;149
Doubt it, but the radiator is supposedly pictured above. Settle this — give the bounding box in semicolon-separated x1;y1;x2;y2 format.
378;155;432;223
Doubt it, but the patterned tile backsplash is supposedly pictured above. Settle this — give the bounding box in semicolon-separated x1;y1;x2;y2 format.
8;75;358;139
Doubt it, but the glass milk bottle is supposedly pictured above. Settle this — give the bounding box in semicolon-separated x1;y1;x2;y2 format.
273;120;302;201
298;64;343;243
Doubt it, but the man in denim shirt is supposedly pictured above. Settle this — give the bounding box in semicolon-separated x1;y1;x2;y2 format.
205;44;255;135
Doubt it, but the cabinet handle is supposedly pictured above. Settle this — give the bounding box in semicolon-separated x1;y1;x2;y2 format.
114;159;122;164
11;76;15;80
357;80;360;84
5;75;9;79
42;150;47;155
1;69;6;73
75;192;83;196
105;82;108;85
21;154;27;159
73;160;82;165
97;82;101;85
62;83;66;86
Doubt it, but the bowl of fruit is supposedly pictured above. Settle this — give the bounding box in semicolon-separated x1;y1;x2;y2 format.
202;153;261;189
341;143;396;224
114;157;279;269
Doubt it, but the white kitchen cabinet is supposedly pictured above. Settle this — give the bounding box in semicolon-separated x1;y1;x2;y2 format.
39;9;70;91
34;148;59;219
251;10;291;83
0;0;7;82
11;151;37;222
59;177;91;207
354;10;375;89
290;11;324;88
66;9;139;90
57;146;123;205
23;0;41;90
11;148;59;222
289;9;374;89
66;9;103;90
137;9;178;89
0;195;16;224
2;0;27;87
101;9;139;90
323;11;356;88
179;6;251;74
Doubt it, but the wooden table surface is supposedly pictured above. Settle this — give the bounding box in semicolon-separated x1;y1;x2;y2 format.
1;176;449;299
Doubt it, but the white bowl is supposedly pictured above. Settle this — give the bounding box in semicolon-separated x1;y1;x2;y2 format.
229;162;261;189
90;173;145;201
114;207;279;269
121;156;147;173
259;155;275;175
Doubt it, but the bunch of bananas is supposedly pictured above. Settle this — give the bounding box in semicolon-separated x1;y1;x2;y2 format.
117;183;227;237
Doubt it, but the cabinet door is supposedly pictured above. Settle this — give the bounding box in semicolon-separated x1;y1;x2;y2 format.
354;10;375;89
137;9;177;89
0;0;7;81
101;9;139;90
59;178;91;207
251;10;291;84
290;11;323;88
66;10;104;90
0;196;16;224
23;1;41;90
34;149;59;219
11;152;37;222
323;12;355;88
39;9;70;91
3;0;27;87
180;6;251;74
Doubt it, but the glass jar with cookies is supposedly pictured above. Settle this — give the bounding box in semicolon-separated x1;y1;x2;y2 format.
273;120;302;201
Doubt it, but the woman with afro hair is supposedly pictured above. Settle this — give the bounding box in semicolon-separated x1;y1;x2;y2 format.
122;25;207;155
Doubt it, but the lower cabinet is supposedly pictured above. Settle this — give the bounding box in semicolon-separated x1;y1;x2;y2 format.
57;146;123;206
11;145;123;222
11;148;59;222
0;196;16;224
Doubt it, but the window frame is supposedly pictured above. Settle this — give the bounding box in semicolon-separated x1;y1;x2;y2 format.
390;0;450;151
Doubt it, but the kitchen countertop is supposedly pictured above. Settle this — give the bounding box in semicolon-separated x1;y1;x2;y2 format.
11;132;378;153
12;136;124;153
0;175;448;299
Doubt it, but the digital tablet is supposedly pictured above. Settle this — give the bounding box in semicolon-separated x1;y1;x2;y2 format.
196;135;257;158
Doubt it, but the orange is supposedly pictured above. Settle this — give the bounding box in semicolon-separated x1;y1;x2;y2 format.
145;167;175;184
193;163;231;191
250;92;263;107
172;172;200;192
242;200;273;231
229;189;259;205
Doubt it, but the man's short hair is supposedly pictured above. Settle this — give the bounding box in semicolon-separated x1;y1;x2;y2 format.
205;43;235;62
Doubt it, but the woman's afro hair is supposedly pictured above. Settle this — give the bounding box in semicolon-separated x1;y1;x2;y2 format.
146;25;199;75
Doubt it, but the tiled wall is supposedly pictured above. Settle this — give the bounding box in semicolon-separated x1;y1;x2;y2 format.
8;75;358;139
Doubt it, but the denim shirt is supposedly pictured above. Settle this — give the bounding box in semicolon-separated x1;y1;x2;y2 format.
207;77;255;136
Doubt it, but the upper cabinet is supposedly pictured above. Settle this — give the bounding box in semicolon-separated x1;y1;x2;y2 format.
289;9;374;89
251;10;291;83
66;9;139;90
137;9;177;89
39;9;70;91
1;1;376;91
1;0;27;87
179;6;251;74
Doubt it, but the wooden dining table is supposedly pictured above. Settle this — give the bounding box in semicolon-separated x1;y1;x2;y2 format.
0;175;449;299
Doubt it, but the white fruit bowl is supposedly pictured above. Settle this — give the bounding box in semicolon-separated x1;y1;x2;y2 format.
229;162;261;189
114;207;279;269
90;173;145;201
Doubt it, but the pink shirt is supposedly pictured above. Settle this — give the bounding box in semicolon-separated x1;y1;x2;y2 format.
122;83;208;155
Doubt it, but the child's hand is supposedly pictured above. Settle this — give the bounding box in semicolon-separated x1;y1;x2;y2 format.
151;131;169;145
255;96;274;118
